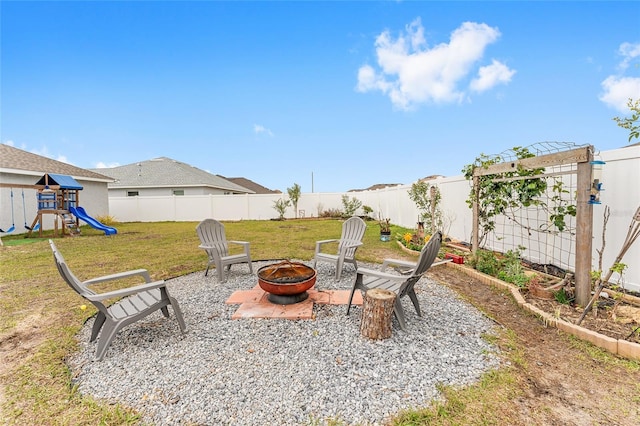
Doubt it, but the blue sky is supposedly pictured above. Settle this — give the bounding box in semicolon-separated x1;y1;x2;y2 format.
2;1;639;193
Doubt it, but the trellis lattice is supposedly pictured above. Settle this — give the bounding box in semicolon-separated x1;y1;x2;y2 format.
478;141;592;275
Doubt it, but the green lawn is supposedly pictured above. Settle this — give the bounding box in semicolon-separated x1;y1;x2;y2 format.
0;218;421;425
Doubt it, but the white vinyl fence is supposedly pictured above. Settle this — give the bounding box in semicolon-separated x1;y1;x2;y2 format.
110;146;640;291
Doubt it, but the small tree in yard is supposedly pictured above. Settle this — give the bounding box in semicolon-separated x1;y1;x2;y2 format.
341;195;362;217
408;181;444;235
613;98;639;143
273;198;291;220
287;183;302;219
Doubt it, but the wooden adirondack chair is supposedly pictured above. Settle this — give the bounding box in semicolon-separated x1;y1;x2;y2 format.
312;216;367;280
49;240;186;361
346;231;447;330
196;218;253;282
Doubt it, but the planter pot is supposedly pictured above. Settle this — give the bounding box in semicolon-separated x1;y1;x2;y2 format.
380;231;391;242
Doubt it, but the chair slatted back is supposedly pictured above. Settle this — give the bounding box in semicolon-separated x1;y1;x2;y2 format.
196;218;229;257
338;216;367;258
397;231;442;298
49;240;97;298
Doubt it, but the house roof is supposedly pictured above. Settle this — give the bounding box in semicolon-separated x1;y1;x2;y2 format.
348;183;403;192
93;157;254;193
219;176;281;194
0;144;113;181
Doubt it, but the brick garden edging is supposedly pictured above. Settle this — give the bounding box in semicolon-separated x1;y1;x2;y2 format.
444;262;640;361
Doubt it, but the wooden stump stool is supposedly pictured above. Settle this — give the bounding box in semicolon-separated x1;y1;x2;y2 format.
360;288;396;339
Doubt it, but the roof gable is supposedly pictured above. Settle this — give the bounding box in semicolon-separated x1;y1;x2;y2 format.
94;157;254;193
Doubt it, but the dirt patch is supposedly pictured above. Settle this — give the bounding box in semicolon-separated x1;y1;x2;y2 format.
429;266;640;425
0;311;48;423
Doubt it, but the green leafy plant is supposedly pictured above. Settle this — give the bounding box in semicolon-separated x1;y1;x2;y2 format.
341;195;362;217
470;249;501;276
398;231;430;251
613;98;640;143
547;180;577;233
463;146;577;246
287;183;302;219
272;198;291;220
553;288;571;305
408;181;443;234
362;205;373;219
378;216;391;233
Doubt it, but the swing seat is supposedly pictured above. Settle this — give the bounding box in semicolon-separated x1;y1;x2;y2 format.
0;225;15;234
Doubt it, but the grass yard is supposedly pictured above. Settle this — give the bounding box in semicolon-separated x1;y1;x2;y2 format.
2;218;638;425
0;218;423;425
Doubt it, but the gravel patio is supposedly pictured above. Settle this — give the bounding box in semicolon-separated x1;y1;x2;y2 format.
68;261;501;425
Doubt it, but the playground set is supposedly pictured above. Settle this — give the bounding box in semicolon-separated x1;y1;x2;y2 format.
0;173;117;241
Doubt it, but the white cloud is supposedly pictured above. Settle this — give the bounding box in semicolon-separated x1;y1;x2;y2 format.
94;161;120;168
254;124;274;137
600;76;640;111
356;18;514;109
3;140;15;147
618;42;640;71
599;42;640;112
470;59;516;92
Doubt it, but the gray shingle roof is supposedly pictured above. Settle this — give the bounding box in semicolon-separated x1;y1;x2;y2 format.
93;157;254;193
220;176;281;194
0;144;114;181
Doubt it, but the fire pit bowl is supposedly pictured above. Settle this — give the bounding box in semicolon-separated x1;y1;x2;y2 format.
257;260;317;305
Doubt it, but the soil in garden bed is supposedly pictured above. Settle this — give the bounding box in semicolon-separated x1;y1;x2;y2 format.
525;294;640;344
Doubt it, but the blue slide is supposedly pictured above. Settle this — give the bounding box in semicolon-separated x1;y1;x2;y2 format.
70;206;118;235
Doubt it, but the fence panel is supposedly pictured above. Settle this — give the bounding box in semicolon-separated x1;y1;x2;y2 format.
108;146;639;291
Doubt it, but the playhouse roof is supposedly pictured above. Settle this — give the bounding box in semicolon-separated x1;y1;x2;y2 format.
35;173;83;190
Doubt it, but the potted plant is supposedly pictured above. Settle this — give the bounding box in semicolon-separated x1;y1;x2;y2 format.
379;216;391;241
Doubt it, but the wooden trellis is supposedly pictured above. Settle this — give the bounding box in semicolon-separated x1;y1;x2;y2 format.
470;145;595;306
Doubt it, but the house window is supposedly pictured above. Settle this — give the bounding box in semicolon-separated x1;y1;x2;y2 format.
173;189;185;196
127;191;139;197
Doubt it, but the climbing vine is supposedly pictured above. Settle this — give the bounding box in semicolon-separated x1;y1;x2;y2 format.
463;146;577;246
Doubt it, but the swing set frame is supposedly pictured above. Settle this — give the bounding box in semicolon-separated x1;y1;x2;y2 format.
0;182;68;243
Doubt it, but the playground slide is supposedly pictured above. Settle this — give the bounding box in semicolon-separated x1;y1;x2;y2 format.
70;206;118;235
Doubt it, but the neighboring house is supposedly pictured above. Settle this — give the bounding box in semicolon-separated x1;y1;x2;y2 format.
220;176;281;194
0;144;113;233
92;157;255;197
348;183;403;192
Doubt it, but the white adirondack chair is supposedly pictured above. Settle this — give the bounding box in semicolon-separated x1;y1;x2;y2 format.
312;216;367;280
346;231;447;330
50;240;186;361
196;218;253;282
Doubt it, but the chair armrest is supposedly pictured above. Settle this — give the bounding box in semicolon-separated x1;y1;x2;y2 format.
381;258;417;274
83;269;152;285
228;240;250;255
316;239;338;245
228;240;250;249
315;239;338;252
85;280;168;301
432;259;453;266
355;267;407;281
198;244;222;255
340;239;363;249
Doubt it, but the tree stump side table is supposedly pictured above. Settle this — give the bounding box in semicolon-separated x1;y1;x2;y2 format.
360;288;396;339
